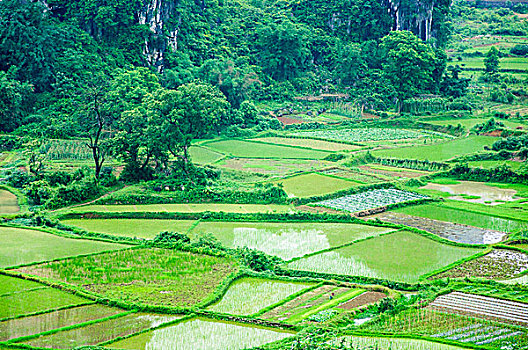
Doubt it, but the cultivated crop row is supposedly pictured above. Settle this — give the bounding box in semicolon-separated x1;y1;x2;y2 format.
428;292;528;325
314;189;429;213
290;128;424;143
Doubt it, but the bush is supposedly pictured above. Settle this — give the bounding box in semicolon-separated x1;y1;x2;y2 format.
25;179;54;205
7;170;31;188
153;231;191;245
235;247;283;272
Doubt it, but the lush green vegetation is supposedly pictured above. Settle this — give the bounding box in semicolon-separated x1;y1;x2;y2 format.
190;221;394;260
2;0;528;348
207;278;313;315
372;136;499;161
272;173;357;198
61;219;197;239
0;227;128;268
107;318;294;350
17;248;239;307
287;231;482;283
203;140;331;159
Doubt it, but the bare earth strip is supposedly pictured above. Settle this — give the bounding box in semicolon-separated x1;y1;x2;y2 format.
373;212;507;244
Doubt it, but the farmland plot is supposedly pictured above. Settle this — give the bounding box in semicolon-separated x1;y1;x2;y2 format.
0;304;122;341
21;313;181;349
336;336;465;350
251;137;362;151
0;275;45;295
286;231;481;283
218;158;330;175
261;285;366;323
61;219;197;239
188;146;224;164
314;189;429;213
0;287;89;319
272;173;357;198
430;250;528;280
206;278;313;315
16;248;238;307
106;317;294;350
372;136;498;161
190;221;394;260
373;212;507;244
65;203;295;214
0;189;19;214
290;128;425;143
421;181;520;205
0;227;128;268
393;204;528;233
202;140;330;159
428;292;528;326
317;168;385;183
364;307;528;349
360;164;430;178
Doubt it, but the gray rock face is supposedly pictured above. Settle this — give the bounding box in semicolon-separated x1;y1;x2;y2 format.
383;0;436;41
138;0;179;72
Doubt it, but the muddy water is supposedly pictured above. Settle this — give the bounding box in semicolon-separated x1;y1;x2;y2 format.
422;181;518;205
374;212;507;244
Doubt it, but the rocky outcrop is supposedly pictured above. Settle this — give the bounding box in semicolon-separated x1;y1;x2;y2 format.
138;0;180;72
383;0;436;41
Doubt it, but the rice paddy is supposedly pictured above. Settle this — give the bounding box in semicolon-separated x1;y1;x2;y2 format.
0;304;123;341
21;313;182;348
271;173;358;198
371;136;498;161
190;221;394;260
63;203;295;214
336;336;465;350
61;219;197;239
15;248;238;307
251;137;362;151
0;287;89;319
393;204;528;233
0;227;128;268
207;278;313;315
202;140;331;159
106;317;294;350
286;231;482;283
0;189;19;214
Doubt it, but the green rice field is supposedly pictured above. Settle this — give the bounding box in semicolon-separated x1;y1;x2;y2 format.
61;219;197;239
272;173;357;198
0;275;45;295
63;203;295;214
207;278;312;315
425;118;527;130
190;221;394;260
106;317;294;350
22;313;181;348
371;136;498;161
466;160;523;171
0;227;128;268
16;248;238;307
448;56;528;71
0;287;89;319
0;189;19;214
202;139;331;159
393;204;528;233
189;146;225;164
337;336;465;350
0;304;123;341
250;137;361;151
286;231;481;282
218;157;330;175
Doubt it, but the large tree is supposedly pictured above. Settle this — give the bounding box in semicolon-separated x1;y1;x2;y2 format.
380;31;444;111
158;82;229;170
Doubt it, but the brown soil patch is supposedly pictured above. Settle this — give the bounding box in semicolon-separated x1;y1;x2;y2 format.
337;291;387;310
277;116;305;125
361;112;379;119
359;165;427;178
515;12;528;18
296;205;348;215
482;130;503;137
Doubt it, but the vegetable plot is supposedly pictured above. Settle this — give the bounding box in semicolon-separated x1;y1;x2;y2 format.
428;292;528;326
314;189;428;213
290;128;425;143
